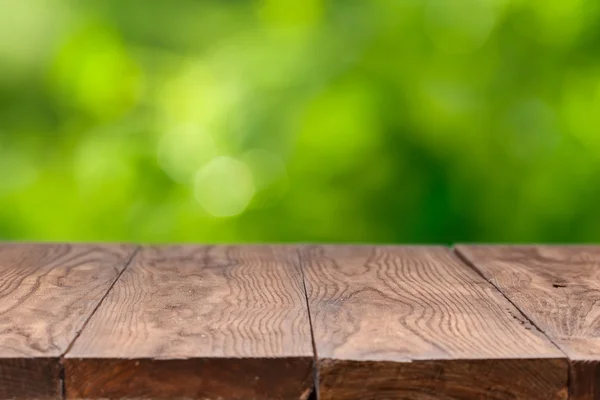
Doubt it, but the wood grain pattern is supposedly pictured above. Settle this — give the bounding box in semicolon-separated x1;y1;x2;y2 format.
65;245;313;400
0;243;136;399
302;245;568;400
0;358;60;399
456;245;600;400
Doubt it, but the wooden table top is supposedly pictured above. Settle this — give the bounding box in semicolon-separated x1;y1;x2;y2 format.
1;243;598;399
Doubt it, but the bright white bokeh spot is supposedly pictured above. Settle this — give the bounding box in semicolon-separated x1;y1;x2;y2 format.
157;124;218;183
424;0;498;54
194;156;255;217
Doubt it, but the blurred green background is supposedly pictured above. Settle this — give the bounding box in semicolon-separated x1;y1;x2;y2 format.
1;0;600;243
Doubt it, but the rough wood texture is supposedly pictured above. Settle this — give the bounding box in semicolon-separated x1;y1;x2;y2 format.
302;245;568;400
456;245;600;400
0;243;136;399
65;245;313;400
0;359;60;399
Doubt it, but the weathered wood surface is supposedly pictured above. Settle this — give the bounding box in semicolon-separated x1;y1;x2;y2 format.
6;243;600;400
301;245;568;400
457;245;600;400
64;245;313;400
0;243;136;399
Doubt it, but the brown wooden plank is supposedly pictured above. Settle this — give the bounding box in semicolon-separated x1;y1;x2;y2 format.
456;245;600;400
301;245;568;400
0;243;136;399
64;245;314;400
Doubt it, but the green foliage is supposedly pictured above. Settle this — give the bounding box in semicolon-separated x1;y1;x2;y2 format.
1;0;600;243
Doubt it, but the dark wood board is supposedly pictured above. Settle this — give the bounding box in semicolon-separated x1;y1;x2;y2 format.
64;245;314;400
456;245;600;400
0;243;136;399
301;245;568;400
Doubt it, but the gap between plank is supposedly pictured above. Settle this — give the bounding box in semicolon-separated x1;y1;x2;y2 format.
58;246;141;398
297;246;320;400
452;247;567;356
452;246;572;397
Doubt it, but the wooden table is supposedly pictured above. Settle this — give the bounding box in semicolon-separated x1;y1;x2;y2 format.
0;243;598;399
